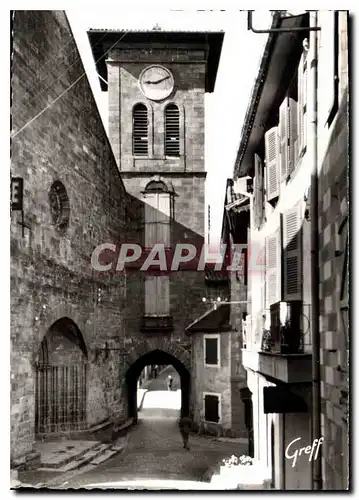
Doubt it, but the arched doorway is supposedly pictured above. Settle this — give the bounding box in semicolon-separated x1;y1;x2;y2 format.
125;349;190;423
35;317;88;436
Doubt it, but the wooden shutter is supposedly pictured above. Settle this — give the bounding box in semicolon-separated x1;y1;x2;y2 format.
204;394;219;423
297;51;308;156
144;193;158;246
279;98;289;181
288;98;298;175
265;127;279;201
254;154;264;229
133;104;148;156
265;228;282;307
145;276;157;315
157;193;171;246
156;276;170;315
165;104;180;156
282;203;302;301
320;11;338;125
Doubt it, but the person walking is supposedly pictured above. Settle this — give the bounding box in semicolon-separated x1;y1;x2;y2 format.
178;415;192;450
167;374;173;391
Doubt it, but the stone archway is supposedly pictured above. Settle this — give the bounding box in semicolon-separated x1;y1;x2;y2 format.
35;317;88;437
125;349;190;423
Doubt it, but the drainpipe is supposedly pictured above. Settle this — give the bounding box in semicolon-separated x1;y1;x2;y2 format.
309;11;322;491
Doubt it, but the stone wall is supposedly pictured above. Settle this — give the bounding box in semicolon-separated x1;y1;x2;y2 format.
10;10;131;466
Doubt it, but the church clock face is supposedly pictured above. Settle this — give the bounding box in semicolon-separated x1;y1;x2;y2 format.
139;65;174;101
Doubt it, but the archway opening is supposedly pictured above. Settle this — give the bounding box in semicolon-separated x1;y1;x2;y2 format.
125;349;190;423
35;317;88;437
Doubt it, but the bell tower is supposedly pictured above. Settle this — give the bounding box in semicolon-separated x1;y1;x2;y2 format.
88;28;223;239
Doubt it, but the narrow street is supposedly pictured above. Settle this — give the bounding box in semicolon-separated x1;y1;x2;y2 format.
60;366;248;489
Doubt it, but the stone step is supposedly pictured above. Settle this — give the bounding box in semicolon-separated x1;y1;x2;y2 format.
58;443;109;472
40;441;99;469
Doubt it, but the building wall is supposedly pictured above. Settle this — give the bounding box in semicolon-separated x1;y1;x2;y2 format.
10;10;135;466
238;10;349;490
317;10;349;490
191;332;232;433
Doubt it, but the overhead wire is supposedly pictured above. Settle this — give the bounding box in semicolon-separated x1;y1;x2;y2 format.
11;30;128;139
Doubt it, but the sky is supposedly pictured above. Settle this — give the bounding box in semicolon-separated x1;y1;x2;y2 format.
67;8;272;245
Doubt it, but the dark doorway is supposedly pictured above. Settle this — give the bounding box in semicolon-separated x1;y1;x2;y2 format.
271;420;276;489
35;317;88;436
125;349;190;423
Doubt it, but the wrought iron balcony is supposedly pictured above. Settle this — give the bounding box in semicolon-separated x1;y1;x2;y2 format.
140;315;174;333
261;323;304;355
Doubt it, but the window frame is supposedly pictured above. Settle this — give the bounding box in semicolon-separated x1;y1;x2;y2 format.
203;334;220;368
132;103;149;157
164;103;181;158
203;392;222;424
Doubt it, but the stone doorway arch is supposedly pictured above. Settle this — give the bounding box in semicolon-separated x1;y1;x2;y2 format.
35;317;88;437
125;349;190;423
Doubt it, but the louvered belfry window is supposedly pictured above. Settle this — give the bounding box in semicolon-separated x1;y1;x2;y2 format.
165;104;180;156
133;103;148;156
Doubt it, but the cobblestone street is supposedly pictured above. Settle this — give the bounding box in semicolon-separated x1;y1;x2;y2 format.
58;367;248;489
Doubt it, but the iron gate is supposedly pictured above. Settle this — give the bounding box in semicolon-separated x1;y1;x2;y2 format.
35;363;87;435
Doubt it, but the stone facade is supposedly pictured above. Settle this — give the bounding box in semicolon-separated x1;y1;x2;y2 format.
317;12;349;491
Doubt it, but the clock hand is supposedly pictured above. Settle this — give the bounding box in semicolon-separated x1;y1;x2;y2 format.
144;75;170;85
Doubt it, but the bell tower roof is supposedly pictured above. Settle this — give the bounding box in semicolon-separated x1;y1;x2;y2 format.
87;29;224;93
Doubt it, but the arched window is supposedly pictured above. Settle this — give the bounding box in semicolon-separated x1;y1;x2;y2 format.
133;104;148;156
144;181;172;247
165;104;180;157
48;180;70;232
143;181;172;317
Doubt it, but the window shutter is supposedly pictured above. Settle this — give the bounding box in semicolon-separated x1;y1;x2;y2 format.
320;11;338;124
265;127;279;201
265;228;282;307
144;193;158;246
157;193;171;246
205;338;218;365
165;104;180;156
133;104;148;156
297;51;308;156
156;276;170;315
145;277;157;315
279;98;289;181
204;394;219;423
282;203;303;301
288;98;298;175
254;154;264;229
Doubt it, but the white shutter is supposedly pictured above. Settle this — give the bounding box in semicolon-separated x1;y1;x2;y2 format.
145;276;157;315
279;99;289;181
288;98;298;175
157;193;171;246
282;203;303;301
297;51;308;156
265;127;280;201
144;193;158;246
254;154;264;228
265;228;282;307
156;276;170;315
320;11;337;125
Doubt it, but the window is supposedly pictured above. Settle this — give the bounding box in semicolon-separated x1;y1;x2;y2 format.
133;103;148;156
297;49;308;157
144;181;172;247
282;202;303;301
253;153;264;229
165;104;180;157
265;227;282;307
145;275;170;316
204;334;220;367
203;393;221;423
264;127;280;201
143;180;172;317
320;11;339;126
48;180;70;232
279;97;298;180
